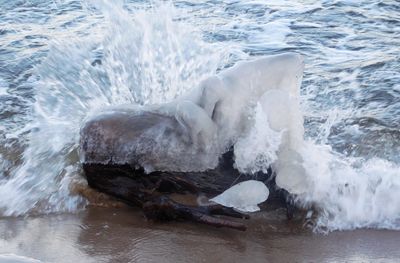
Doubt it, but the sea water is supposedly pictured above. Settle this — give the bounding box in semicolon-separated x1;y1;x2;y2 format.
0;0;399;233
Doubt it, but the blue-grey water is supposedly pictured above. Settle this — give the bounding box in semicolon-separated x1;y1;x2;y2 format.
0;0;400;262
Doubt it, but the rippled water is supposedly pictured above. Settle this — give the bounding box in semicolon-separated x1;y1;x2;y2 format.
2;207;400;263
0;0;399;233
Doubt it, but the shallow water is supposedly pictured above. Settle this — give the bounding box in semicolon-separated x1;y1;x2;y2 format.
1;207;400;262
0;0;400;259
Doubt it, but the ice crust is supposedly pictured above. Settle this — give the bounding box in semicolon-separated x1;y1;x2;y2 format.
83;52;307;197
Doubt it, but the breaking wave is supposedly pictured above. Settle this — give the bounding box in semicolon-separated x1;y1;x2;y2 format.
0;0;399;232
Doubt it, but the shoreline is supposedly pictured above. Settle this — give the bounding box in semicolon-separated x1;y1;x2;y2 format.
1;207;399;262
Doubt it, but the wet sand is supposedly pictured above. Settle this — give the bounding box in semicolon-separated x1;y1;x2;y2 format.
0;207;399;263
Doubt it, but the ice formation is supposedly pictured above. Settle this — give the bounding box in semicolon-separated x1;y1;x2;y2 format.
210;180;269;212
260;88;308;195
187;52;308;195
82;52;307;185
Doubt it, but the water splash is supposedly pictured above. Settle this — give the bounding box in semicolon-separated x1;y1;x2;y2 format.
0;0;399;234
0;1;231;216
234;103;282;174
297;142;400;232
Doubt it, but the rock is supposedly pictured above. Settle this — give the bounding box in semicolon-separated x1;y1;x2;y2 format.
79;53;304;229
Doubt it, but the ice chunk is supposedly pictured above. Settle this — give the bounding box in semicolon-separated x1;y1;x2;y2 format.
210;180;269;212
274;148;309;195
260;88;308;195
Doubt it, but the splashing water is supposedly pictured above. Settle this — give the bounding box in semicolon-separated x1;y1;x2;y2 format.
0;1;232;216
0;0;399;233
300;144;400;231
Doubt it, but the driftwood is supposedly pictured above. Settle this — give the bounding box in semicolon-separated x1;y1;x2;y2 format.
83;146;293;231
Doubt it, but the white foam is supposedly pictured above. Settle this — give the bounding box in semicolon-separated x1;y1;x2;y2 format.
0;254;41;263
234;103;282;174
298;143;400;232
247;20;292;50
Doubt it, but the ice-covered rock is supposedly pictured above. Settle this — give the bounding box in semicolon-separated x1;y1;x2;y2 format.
81;52;305;174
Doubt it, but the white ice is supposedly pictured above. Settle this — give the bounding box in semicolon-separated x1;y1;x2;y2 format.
210;180;269;212
82;52;309;196
163;52;305;174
